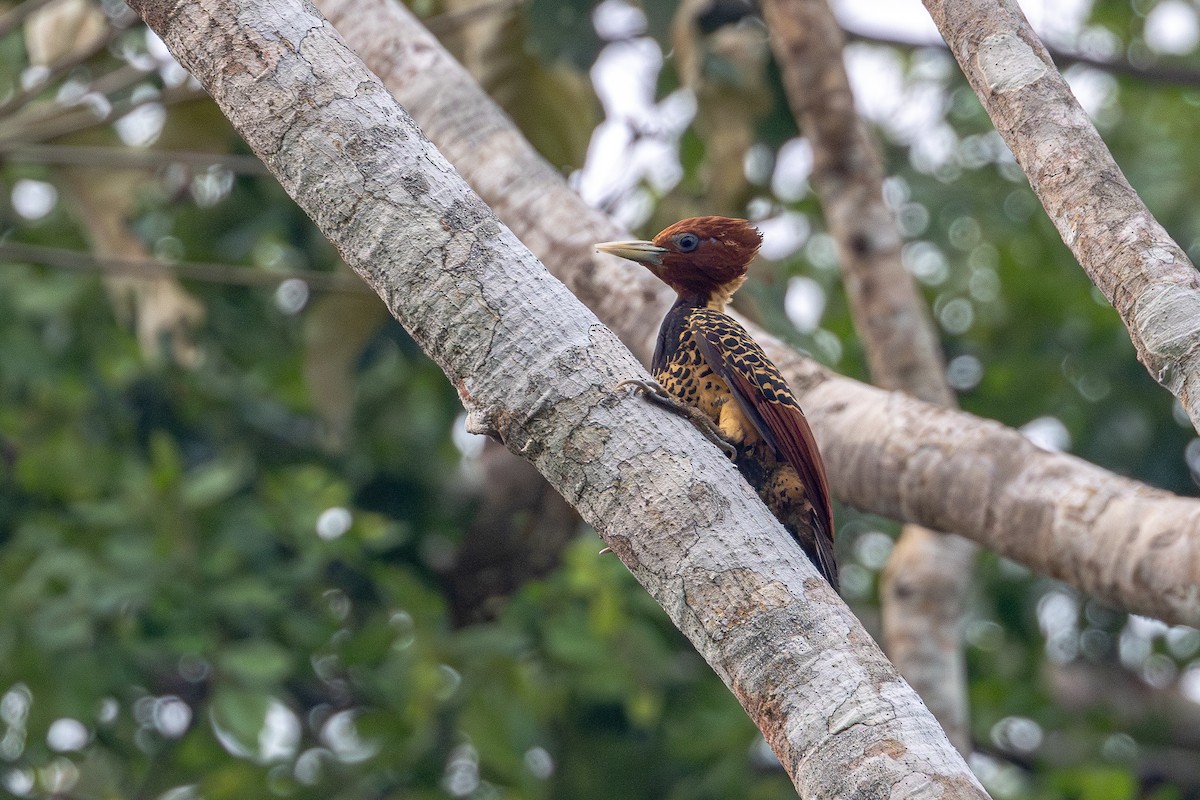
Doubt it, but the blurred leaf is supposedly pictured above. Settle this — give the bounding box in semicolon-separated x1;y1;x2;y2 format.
218;641;292;686
1049;767;1137;800
210;687;271;757
181;452;252;508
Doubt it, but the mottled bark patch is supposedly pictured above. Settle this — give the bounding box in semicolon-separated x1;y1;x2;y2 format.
829;680;896;735
442;196;490;232
684;567;793;641
933;773;990;796
400;171;430;197
864;738;907;760
604;534;636;565
563;424;611;465
1135;283;1200;379
732;684;794;774
608;452;703;567
976;33;1047;93
128;0;179;34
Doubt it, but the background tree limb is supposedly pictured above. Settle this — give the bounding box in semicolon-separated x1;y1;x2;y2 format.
922;0;1200;434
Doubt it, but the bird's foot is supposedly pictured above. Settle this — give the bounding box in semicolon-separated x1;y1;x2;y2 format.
613;377;671;400
614;378;737;459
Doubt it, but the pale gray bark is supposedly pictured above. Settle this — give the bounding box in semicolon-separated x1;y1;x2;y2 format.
762;0;972;753
129;0;988;795
802;367;1200;627
320;0;1200;627
878;531;973;752
922;0;1200;434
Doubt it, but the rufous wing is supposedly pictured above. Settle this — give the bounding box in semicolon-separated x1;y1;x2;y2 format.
689;311;837;586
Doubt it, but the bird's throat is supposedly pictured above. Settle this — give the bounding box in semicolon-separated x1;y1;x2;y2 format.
674;275;745;313
703;275;746;312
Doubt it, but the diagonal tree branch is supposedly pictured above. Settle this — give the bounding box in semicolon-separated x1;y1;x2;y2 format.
921;0;1200;435
318;0;660;362
320;0;1200;628
128;0;989;794
761;0;973;754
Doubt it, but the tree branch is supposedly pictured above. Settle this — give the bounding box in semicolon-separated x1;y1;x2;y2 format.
320;0;1200;627
128;0;988;794
764;1;950;409
762;0;973;754
921;0;1200;435
1047;660;1200;751
790;358;1200;628
319;0;660;364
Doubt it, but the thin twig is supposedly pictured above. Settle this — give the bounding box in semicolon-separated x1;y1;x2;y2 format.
0;61;157;140
420;0;524;35
88;62;157;97
0;83;206;142
0;141;267;173
842;24;1200;89
0;240;373;294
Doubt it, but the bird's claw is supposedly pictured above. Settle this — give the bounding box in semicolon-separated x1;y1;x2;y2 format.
613;377;671;400
615;377;737;460
701;426;738;460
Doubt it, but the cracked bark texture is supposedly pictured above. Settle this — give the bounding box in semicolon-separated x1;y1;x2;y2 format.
319;0;1200;627
128;0;989;795
762;0;973;754
923;0;1200;434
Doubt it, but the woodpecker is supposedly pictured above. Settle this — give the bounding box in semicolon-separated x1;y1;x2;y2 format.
597;216;837;589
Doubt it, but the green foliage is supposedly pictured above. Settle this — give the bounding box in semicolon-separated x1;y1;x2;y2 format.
2;0;1200;798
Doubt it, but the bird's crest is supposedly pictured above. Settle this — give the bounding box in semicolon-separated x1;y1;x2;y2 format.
650;216;762;298
597;216;762;303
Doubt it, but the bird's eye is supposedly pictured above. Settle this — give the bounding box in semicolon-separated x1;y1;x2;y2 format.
677;233;700;252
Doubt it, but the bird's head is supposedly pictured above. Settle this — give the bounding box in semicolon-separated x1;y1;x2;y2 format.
596;216;762;306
